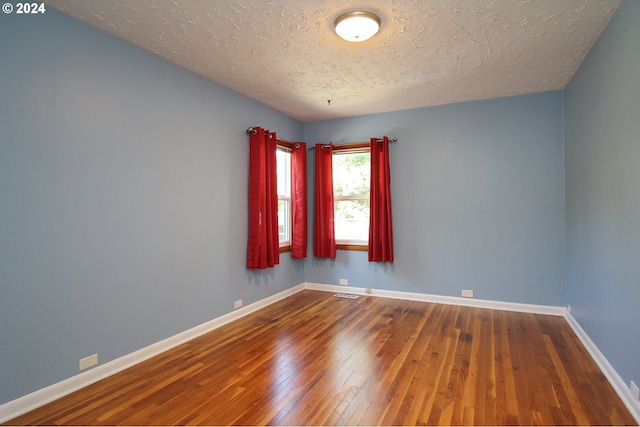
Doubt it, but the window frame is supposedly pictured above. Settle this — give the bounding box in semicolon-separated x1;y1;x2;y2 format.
276;142;293;252
332;143;370;251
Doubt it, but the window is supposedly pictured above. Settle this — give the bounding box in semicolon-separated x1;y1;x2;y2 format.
276;146;292;249
333;145;370;249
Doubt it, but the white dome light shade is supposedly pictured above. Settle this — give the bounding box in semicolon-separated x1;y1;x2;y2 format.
334;11;381;42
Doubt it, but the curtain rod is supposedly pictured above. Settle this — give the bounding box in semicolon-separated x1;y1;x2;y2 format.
247;128;397;150
308;137;398;150
246;127;302;148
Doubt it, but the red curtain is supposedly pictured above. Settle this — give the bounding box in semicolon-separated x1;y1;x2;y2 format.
291;142;307;259
313;143;336;258
369;137;394;262
247;127;279;269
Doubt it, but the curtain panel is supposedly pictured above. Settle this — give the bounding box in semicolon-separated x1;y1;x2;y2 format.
247;127;280;269
291;142;307;259
369;137;394;262
313;143;336;258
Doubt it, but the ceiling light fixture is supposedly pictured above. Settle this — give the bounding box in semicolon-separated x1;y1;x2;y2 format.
334;11;381;42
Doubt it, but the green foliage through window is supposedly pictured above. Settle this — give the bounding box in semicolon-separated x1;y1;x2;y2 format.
333;151;370;244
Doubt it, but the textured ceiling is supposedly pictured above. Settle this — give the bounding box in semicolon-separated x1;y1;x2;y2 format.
45;0;620;122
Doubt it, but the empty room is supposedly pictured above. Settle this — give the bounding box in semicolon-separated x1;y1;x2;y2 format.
1;0;639;425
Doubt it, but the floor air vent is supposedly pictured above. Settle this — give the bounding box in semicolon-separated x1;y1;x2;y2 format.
334;293;359;299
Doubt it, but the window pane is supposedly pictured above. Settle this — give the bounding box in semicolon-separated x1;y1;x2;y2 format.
276;149;291;197
278;199;290;244
333;150;370;244
276;148;291;246
334;200;370;243
333;152;370;197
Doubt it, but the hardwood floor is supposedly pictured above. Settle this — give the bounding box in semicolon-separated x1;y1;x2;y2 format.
5;290;636;426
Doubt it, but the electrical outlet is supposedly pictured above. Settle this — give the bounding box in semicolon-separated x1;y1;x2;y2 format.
461;289;474;298
339;278;348;286
630;381;640;401
234;300;243;309
79;354;98;371
567;305;572;315
365;288;372;294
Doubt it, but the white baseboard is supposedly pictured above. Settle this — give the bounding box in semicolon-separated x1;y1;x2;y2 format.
564;312;640;424
304;282;566;316
3;282;637;425
0;283;306;424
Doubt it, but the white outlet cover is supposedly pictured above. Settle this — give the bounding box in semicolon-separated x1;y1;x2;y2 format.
630;381;640;401
79;354;98;371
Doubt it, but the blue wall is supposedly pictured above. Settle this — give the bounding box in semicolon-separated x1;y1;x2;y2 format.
1;0;637;411
565;0;640;389
304;92;566;306
0;10;303;404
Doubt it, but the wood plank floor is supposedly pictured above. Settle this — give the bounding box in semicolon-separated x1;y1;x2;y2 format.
4;290;636;426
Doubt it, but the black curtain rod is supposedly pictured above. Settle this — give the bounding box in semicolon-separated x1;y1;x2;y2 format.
308;137;398;150
246;127;302;148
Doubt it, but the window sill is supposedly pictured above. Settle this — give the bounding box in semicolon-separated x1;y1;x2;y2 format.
281;244;368;252
336;244;368;252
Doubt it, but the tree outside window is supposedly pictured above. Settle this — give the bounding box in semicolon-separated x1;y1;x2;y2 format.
333;149;370;247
